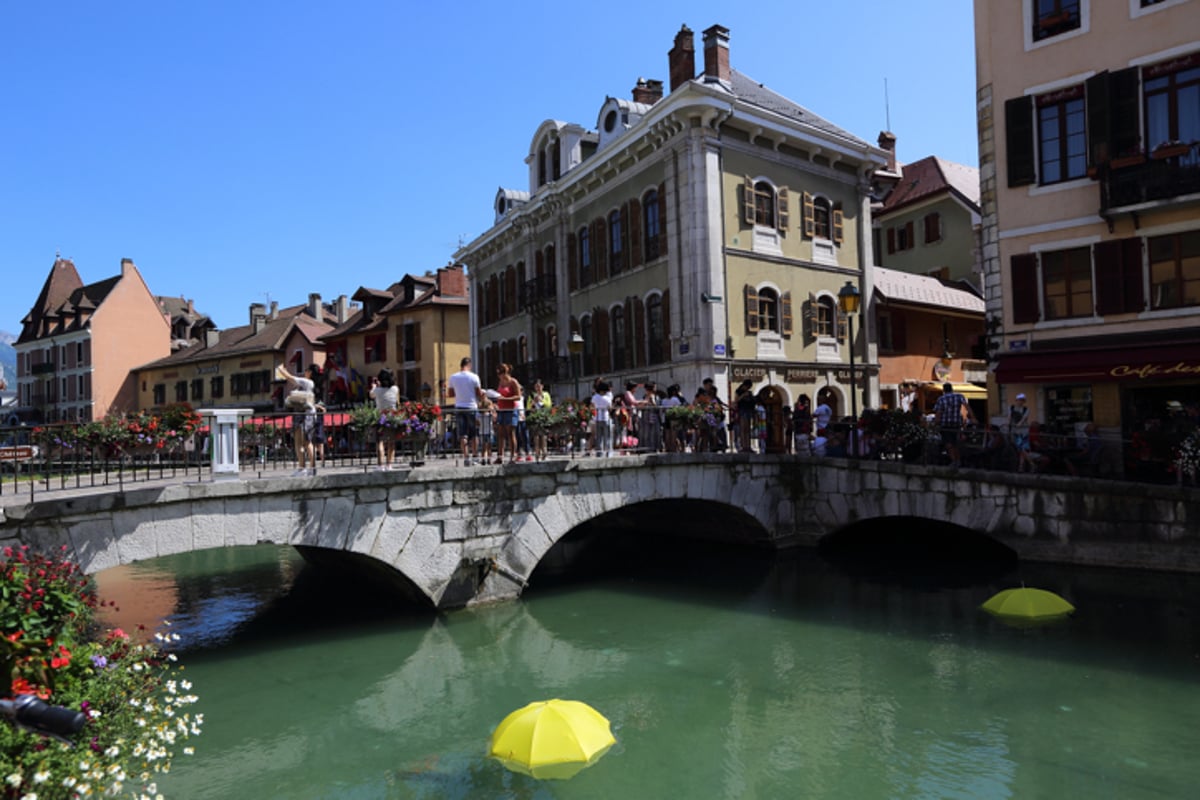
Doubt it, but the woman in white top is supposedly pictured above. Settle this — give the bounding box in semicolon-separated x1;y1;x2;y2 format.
370;368;400;469
590;380;614;457
277;363;321;475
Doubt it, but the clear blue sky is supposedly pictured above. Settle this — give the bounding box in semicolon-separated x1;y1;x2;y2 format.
1;1;977;336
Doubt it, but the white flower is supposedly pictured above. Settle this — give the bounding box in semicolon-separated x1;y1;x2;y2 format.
6;773;22;787
19;793;38;800
33;772;49;784
182;747;194;756
104;746;120;758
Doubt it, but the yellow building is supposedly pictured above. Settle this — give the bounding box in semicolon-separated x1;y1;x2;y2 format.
976;0;1200;456
457;23;888;448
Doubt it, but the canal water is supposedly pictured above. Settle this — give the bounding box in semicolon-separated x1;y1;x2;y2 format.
94;536;1200;800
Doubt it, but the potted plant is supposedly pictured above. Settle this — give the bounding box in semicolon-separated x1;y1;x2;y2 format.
1151;140;1191;160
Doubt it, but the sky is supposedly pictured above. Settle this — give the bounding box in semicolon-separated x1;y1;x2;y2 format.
0;1;978;336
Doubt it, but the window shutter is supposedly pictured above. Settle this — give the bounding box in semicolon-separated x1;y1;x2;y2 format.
658;183;669;256
395;326;404;362
1086;70;1112;168
743;175;755;225
924;213;940;243
836;311;847;343
1110;67;1141;157
892;308;908;350
781;291;793;337
803;293;817;341
596;307;611;374
1010;253;1040;323
904;221;914;250
745;285;760;333
777;186;790;232
594;218;608;281
413;322;421;360
620;203;631;273
630;197;643;268
661;289;671;360
1094;239;1124;315
507;266;518;314
887;227;896;254
832;205;844;245
802;192;815;238
567;232;578;291
1005;95;1037;187
633;295;646;367
1121;237;1145;313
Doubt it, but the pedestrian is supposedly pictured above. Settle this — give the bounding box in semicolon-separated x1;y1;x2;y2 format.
793;395;813;455
813;394;833;435
933;382;974;467
735;379;756;452
494;363;522;464
591;380;614;457
370;368;400;470
526;378;552;460
276;363;320;476
446;356;485;465
1009;393;1034;472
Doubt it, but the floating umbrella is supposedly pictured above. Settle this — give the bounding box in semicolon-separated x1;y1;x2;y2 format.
981;587;1075;623
488;699;615;780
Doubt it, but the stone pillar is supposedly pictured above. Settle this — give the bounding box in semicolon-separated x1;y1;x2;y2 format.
201;408;251;480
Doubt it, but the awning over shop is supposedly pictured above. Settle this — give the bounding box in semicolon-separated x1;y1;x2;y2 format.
994;344;1200;384
245;412;351;429
920;382;987;399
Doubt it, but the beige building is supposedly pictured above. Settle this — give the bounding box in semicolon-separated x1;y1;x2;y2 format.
976;0;1200;455
319;266;470;407
15;257;171;423
456;23;887;449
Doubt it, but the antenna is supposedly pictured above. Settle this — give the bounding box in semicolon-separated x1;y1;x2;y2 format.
884;78;891;131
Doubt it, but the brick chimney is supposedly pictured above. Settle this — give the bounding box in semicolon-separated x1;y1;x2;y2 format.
878;131;898;172
437;264;467;297
668;25;695;92
702;25;730;84
632;78;664;105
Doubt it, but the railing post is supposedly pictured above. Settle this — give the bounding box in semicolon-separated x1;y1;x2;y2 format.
200;408;253;481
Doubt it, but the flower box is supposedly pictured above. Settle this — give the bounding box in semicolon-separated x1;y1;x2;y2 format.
1151;143;1191;160
1110;153;1146;170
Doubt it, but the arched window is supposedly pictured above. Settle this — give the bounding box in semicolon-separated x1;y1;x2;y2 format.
611;306;626;371
816;296;836;337
758;288;780;332
578;226;592;286
609;210;623;276
647;294;664;364
581;316;595;376
643;189;660;261
754;181;775;227
518;335;528;365
551;140;561;181
537;147;547;187
813;197;832;239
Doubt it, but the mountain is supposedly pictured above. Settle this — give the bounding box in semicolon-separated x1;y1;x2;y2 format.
0;330;16;386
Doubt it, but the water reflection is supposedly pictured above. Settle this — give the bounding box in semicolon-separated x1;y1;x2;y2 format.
93;541;1200;799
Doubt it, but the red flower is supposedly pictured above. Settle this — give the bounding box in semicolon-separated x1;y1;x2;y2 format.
11;677;51;699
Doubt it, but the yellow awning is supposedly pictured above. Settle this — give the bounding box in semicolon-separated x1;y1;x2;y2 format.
923;382;987;399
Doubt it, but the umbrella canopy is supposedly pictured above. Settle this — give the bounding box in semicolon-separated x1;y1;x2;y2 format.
488;699;615;780
981;587;1075;623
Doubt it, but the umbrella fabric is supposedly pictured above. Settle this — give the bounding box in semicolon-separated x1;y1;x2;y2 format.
488;699;615;780
981;587;1075;622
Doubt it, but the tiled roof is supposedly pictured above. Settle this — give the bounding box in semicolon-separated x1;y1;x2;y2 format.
873;266;985;314
137;308;332;370
727;70;873;150
880;156;980;214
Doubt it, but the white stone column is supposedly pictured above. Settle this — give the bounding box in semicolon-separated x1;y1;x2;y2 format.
201;408;251;480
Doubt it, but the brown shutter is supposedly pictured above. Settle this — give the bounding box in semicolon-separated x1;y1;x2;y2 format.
413;322;421;361
836;311;847;342
802;192;815;238
1011;253;1040;323
596;307;611;374
658;182;669;256
1121;237;1145;312
803;293;817;341
832;205;844;245
620;203;631;273
892;308;908;350
1005;95;1037;187
1094;239;1124;315
661;288;671;359
630;198;643;268
568;231;578;291
1086;70;1112;168
626;296;638;367
781;291;793;337
633;295;646;367
745;284;760;333
777;186;790;232
395;326;404;362
1110;67;1141;158
594;218;608;281
887;227;896;254
904;221;914;250
743;175;755;225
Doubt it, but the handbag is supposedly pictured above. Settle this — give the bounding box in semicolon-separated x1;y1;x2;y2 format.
285;390;315;411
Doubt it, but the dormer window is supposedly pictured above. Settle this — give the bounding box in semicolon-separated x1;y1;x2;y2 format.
604;110;618;133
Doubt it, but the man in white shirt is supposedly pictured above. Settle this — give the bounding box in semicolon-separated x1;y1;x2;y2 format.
591;380;614;457
446;357;485;464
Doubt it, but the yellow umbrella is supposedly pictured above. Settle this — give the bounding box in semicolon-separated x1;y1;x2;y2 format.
488;699;616;780
981;587;1075;623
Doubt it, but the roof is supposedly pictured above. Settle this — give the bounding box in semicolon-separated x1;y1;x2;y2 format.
136;306;332;370
17;259;127;344
726;70;873;150
322;271;469;342
872;266;985;314
879;156;980;214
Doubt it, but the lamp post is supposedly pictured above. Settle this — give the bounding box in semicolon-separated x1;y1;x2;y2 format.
568;333;585;402
838;281;861;458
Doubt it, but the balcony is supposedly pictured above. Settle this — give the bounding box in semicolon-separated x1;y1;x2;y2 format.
30;362;57;375
520;274;557;317
1102;143;1200;213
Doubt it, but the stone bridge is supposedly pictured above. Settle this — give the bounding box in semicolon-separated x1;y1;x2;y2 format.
2;455;1197;609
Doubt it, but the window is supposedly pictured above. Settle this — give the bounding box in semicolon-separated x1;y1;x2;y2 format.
77;375;84;396
153;384;166;405
815;296;836;337
895;223;914;251
211;375;224;399
924;213;942;243
611;306;626;371
1148;230;1200;309
581;316;594;376
364;334;386;363
1042;246;1093;319
647;294;665;364
191;379;204;402
1038;87;1086;184
609;211;623;276
1144;57;1200;154
578;226;592;287
812;198;831;240
1033;0;1081;42
757;288;780;333
643;189;661;261
75;342;83;363
402;322;418;362
174;381;188;402
753;181;775;227
498;270;509;318
877;312;894;352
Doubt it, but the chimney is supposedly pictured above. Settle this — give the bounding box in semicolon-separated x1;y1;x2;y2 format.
437;264;467;297
205;329;220;348
186;298;194;315
269;300;278;319
878;131;897;172
308;292;322;320
668;25;695;92
702;25;730;84
632;77;664;105
335;294;350;323
120;258;135;276
249;303;266;333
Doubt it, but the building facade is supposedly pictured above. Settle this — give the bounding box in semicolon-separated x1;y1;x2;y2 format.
15;258;171;423
456;23;887;443
976;0;1200;450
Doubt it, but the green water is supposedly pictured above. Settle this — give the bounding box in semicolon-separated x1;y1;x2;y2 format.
95;543;1200;799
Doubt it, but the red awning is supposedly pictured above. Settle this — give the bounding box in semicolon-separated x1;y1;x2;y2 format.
245;412;351;430
994;344;1200;384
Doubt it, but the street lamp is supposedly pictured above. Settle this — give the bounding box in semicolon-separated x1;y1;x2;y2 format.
838;281;861;458
568;332;585;402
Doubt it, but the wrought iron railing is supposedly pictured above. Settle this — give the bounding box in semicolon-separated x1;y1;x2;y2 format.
1102;143;1200;211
